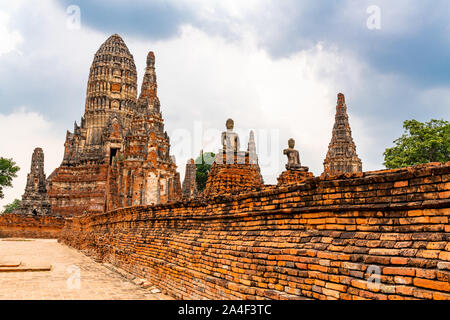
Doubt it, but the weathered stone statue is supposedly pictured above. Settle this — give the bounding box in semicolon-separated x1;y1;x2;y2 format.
283;138;308;171
221;118;240;152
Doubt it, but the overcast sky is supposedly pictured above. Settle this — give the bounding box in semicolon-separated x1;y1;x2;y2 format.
1;0;449;207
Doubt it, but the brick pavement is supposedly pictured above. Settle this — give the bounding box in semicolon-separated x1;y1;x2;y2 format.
0;238;169;300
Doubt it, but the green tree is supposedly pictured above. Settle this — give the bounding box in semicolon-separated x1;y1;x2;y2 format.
383;119;450;169
195;152;215;192
2;198;20;214
0;157;20;199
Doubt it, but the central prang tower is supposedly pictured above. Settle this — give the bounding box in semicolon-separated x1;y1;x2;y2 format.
47;34;181;216
83;34;137;152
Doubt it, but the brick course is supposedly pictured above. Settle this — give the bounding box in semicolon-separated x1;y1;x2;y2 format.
0;214;64;238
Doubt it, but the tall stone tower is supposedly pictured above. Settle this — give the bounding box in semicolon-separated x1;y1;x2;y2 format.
84;34;137;150
46;34;181;216
323;93;362;175
16;148;51;216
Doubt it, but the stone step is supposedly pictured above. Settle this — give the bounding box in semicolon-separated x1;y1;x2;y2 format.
0;261;21;267
0;264;52;272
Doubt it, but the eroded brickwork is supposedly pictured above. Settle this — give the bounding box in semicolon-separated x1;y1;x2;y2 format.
203;152;264;197
60;162;450;300
0;213;64;238
277;169;314;187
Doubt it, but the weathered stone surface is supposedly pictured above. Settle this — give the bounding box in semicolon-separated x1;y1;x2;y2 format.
277;169;314;186
323;93;362;176
283;138;309;171
221;118;240;153
16;148;51;216
247;130;258;164
0;239;169;300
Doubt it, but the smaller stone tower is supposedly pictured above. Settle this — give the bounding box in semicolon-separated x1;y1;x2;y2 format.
323;93;362;175
182;158;197;199
248;130;257;164
16;148;51;216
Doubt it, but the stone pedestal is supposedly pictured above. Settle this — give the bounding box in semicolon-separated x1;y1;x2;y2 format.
277;169;314;187
203;151;263;197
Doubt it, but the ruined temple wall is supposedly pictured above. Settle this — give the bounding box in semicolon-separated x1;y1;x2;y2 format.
48;164;109;217
105;160;181;212
0;213;65;239
60;163;450;300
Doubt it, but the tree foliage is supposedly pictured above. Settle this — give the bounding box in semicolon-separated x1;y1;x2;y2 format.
0;157;20;199
2;198;20;214
383;119;450;169
195;152;215;192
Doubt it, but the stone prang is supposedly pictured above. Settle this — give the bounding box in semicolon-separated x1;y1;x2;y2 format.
323;93;362;175
46;34;181;216
16;148;51;216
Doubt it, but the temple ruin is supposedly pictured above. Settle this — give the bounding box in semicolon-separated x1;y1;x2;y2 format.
4;33;449;301
323;93;363;176
15;148;51;216
44;34;181;216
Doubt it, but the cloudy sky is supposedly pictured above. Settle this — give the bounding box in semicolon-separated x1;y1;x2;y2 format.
0;0;449;207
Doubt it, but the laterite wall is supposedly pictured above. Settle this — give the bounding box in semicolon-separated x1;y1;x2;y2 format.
60;163;450;300
0;213;65;239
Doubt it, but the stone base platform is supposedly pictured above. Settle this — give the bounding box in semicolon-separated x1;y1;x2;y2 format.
203;151;264;196
277;169;314;186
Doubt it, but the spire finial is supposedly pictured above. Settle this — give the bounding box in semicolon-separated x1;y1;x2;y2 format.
147;51;155;68
337;93;345;105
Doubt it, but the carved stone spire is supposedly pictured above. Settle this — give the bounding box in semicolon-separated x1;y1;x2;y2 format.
17;148;51;215
323;93;362;175
84;34;137;146
138;51;160;113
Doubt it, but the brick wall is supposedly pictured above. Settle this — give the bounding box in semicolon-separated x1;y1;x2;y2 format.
60;162;450;300
0;213;65;239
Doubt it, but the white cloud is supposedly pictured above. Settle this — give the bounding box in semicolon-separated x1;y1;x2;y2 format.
126;26;373;183
0;109;65;208
0;10;22;55
419;87;450;118
0;0;399;203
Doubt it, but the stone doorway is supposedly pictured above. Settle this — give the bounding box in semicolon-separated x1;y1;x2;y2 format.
109;148;119;165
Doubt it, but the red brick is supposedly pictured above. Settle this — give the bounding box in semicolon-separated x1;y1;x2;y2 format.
382;267;415;276
390;257;408;265
413;278;450;292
